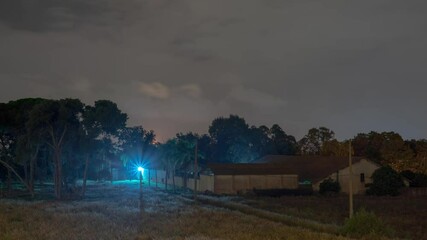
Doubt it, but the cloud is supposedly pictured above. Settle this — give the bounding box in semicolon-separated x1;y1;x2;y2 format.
230;86;287;110
139;82;170;100
179;84;202;98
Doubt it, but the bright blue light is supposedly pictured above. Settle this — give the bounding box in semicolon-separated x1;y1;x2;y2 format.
137;167;144;173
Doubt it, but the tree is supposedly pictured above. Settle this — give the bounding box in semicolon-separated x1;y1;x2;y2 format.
248;125;273;158
270;124;298;155
80;100;128;194
299;127;335;155
209;115;254;163
366;166;404;196
158;139;180;190
27;99;84;199
352;131;413;170
321;139;349;157
0;99;47;196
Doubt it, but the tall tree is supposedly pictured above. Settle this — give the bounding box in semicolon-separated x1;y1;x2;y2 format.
0;99;45;196
270;124;298;155
80;100;127;193
299;127;335;155
209;115;254;163
27;99;84;199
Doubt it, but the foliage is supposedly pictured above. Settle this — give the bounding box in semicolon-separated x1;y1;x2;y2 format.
366;166;404;196
299;127;335;155
319;178;340;195
269;124;298;155
321;140;349;157
351;131;415;172
401;170;427;187
208;115;299;163
209;115;254;163
339;209;395;238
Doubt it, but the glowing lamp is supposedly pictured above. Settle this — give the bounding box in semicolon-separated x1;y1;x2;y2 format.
137;167;144;173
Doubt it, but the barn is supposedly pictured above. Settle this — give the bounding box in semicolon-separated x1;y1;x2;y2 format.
205;163;298;194
200;155;381;195
254;155;380;194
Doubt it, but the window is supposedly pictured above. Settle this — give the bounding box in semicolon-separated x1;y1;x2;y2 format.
360;173;365;183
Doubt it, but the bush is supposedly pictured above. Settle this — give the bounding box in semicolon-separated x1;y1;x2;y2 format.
319;178;340;195
401;170;427;187
366;166;404;196
340;209;395;238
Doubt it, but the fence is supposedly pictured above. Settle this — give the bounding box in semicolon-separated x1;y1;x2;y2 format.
142;169;214;192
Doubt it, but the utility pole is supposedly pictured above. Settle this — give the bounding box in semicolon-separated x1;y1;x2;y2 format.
349;140;353;218
194;140;198;202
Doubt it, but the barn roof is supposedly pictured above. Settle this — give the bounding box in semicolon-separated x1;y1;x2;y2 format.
208;155;367;183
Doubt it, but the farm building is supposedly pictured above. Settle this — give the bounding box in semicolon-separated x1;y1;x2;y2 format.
254;155;381;194
206;163;299;194
141;155;381;195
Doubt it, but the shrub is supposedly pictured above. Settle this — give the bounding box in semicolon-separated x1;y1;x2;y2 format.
319;178;340;195
366;166;404;196
339;209;395;238
401;170;427;187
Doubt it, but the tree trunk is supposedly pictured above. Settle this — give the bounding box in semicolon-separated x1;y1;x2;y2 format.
29;145;39;198
7;169;11;194
0;159;33;196
48;124;66;200
155;170;158;188
23;162;28;187
164;170;168;190
53;148;62;200
172;169;176;192
81;155;90;198
109;159;113;183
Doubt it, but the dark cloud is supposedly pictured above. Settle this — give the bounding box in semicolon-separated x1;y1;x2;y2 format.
1;0;427;141
0;0;113;32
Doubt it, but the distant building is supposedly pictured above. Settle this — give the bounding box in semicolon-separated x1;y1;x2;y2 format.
204;155;380;194
254;155;381;194
206;163;299;194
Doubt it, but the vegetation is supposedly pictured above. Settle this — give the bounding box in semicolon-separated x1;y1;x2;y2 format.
319;178;341;195
234;195;426;239
401;170;427;187
1;97;427;202
366;166;405;196
0;182;351;240
339;209;395;238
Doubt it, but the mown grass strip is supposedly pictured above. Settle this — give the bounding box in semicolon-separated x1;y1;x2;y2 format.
179;195;339;235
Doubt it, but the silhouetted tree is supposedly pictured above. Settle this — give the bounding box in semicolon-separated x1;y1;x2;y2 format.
270;124;298;155
299;127;335;155
209;115;254;163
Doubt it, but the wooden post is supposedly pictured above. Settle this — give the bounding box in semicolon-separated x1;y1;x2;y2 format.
139;171;144;215
194;141;198;201
155;170;158;188
148;169;151;186
349;140;353;218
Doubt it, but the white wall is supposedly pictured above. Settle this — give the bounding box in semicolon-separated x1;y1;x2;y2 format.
314;159;380;194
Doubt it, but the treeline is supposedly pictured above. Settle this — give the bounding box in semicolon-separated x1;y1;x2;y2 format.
1;98;426;199
0;98;156;199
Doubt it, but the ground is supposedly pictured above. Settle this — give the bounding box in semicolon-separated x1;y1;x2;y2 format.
0;181;424;239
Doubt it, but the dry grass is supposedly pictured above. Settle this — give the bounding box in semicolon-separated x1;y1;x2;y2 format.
233;194;427;240
0;182;351;240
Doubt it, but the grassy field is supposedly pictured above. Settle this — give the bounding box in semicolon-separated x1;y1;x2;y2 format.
0;182;354;240
232;194;427;240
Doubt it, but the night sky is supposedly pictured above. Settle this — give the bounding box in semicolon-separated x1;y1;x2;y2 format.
1;0;426;141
